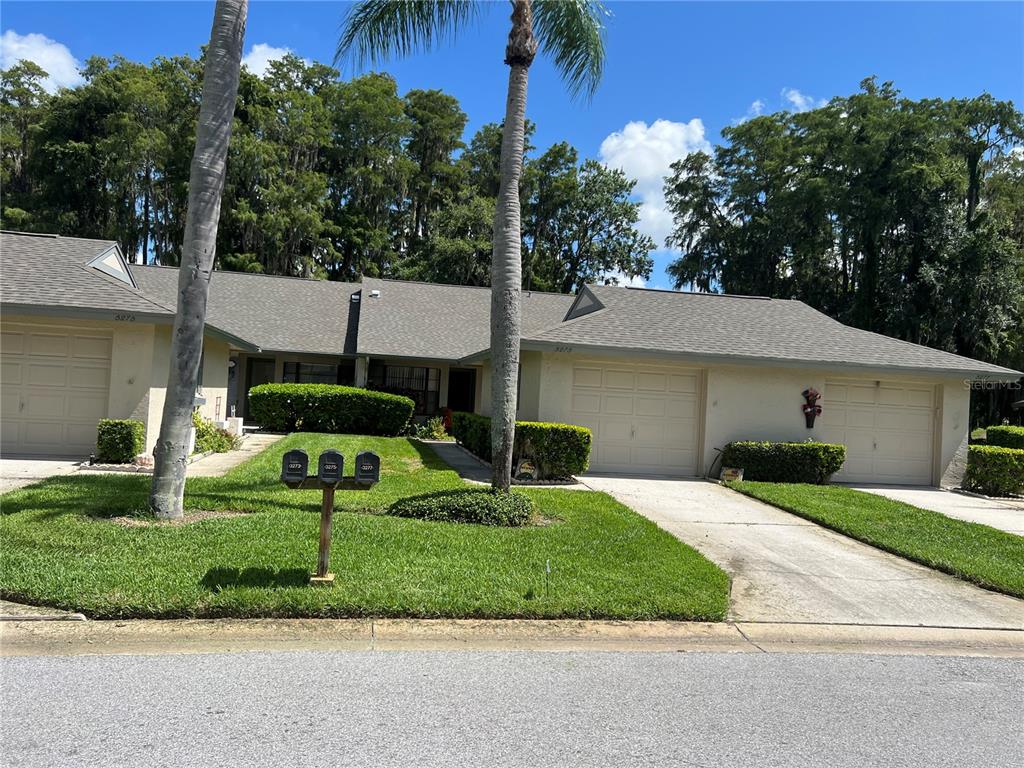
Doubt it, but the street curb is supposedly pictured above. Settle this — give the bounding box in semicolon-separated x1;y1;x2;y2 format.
0;614;87;622
2;618;1021;658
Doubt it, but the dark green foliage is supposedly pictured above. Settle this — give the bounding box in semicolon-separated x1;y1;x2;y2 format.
721;441;847;484
730;481;1024;598
985;425;1024;450
963;445;1024;497
95;419;145;463
388;489;534;527
248;383;414;436
192;411;240;454
451;412;592;479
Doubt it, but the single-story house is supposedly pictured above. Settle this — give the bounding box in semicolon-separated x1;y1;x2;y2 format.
2;230;1020;486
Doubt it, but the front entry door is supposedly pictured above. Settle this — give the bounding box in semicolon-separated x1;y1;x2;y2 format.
447;368;477;413
244;358;275;420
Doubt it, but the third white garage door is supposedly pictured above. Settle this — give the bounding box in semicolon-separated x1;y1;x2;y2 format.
820;378;936;485
568;362;701;476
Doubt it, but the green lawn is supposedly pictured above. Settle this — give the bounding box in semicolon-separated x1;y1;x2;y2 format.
730;481;1024;598
0;433;728;620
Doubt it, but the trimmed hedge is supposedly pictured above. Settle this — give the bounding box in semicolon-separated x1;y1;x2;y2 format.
451;412;592;479
986;425;1024;450
248;384;414;436
95;419;145;463
963;445;1024;497
388;489;535;526
721;441;847;484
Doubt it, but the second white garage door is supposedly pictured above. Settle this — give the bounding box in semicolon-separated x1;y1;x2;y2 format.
568;362;701;476
820;378;936;485
1;324;112;456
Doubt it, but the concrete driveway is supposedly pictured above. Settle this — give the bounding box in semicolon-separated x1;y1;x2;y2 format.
582;476;1024;629
852;486;1024;536
0;457;80;493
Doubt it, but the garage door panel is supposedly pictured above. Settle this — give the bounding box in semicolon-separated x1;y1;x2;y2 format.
573;367;603;388
1;360;22;385
823;379;935;485
636;372;667;392
74;336;113;359
602;394;634;415
2;324;112;456
70;365;110;389
570;362;700;476
571;392;601;414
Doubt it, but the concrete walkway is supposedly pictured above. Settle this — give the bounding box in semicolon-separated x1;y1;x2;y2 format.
583;477;1024;629
419;440;491;483
0;457;80;493
186;433;283;477
852;485;1024;536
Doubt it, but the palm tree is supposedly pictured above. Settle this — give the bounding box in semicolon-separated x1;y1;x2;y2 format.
150;0;248;518
338;0;607;490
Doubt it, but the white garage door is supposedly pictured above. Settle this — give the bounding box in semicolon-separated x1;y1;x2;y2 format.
820;378;935;485
568;362;701;476
1;324;112;456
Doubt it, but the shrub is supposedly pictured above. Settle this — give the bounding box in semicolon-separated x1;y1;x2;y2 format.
414;416;448;440
451;412;592;479
192;411;240;454
986;425;1024;450
95;419;145;463
963;445;1024;497
721;440;847;484
387;489;535;526
248;384;414;436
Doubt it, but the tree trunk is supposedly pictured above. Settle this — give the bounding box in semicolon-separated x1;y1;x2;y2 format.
149;0;247;519
490;0;537;490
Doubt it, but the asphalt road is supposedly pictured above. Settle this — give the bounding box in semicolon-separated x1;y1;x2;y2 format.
2;650;1021;768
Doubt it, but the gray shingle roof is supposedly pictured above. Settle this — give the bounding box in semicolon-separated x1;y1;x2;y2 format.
355;277;575;360
0;232;174;317
524;284;1021;379
132;266;360;356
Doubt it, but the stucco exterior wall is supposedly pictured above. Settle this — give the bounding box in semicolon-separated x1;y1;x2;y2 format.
533;349;969;485
476;353;540;422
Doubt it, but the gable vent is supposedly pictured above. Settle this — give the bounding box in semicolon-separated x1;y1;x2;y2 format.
87;245;136;288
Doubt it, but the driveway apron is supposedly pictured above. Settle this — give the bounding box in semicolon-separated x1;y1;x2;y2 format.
583;476;1024;629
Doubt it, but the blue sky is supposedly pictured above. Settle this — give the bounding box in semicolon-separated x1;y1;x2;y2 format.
3;1;1022;287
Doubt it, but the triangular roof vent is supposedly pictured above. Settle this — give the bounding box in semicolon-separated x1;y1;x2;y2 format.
87;245;136;288
563;285;605;322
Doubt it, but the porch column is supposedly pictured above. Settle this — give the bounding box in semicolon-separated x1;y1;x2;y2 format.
355;356;369;388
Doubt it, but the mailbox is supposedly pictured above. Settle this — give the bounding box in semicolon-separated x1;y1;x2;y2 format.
281;449;309;488
354;451;380;485
317;450;344;486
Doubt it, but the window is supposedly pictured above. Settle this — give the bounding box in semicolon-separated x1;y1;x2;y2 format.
368;363;440;415
283;361;353;385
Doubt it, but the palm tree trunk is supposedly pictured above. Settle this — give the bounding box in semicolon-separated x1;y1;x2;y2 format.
150;0;248;518
490;0;538;490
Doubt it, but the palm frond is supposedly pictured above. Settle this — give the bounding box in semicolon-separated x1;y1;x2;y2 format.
533;0;608;101
336;0;480;68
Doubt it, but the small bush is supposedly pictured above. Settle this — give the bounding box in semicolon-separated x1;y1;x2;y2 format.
986;425;1024;450
248;384;414;436
414;416;449;440
192;411;240;454
451;412;592;479
95;419;145;463
388;489;535;526
963;445;1024;497
721;440;847;484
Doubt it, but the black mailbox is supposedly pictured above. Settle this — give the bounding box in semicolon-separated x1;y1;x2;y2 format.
318;450;344;486
354;451;380;485
281;449;309;488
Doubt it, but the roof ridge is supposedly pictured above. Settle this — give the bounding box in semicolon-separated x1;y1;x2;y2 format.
134;263;359;288
364;275;572;298
595;284;774;301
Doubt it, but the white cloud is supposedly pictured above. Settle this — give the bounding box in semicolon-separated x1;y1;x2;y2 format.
782;87;826;113
601;269;647;288
733;98;765;124
0;30;83;93
599;118;712;247
241;43;302;78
